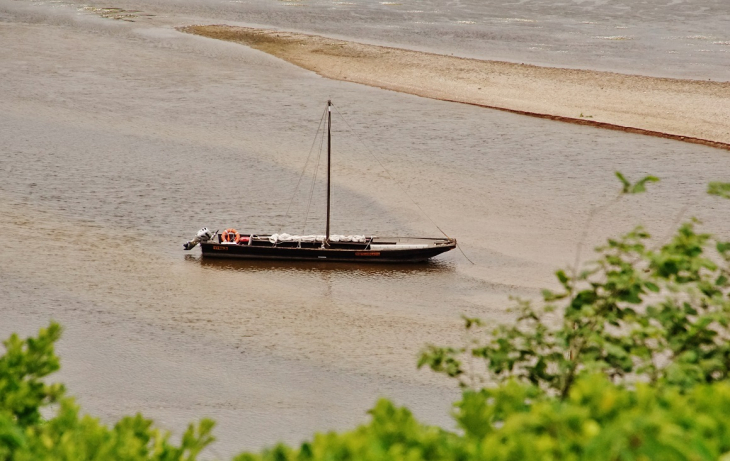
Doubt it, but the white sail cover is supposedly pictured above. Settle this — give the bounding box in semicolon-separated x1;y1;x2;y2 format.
269;233;366;244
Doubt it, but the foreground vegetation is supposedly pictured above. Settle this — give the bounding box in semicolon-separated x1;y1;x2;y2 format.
2;175;729;460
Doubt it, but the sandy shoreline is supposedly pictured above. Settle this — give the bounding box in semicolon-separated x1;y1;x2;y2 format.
181;25;730;150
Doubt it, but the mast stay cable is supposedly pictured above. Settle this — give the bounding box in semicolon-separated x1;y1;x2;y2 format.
332;104;475;264
302;115;327;234
332;104;450;239
280;106;328;233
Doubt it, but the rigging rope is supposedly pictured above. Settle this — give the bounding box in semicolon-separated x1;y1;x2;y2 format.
276;102;476;265
456;243;475;265
302;116;327;234
281;106;328;233
331;104;451;239
333;104;475;265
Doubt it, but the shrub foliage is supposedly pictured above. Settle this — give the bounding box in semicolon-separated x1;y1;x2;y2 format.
0;324;214;460
238;375;730;461
420;175;730;397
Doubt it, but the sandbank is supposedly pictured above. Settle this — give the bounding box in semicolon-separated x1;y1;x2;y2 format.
180;25;730;150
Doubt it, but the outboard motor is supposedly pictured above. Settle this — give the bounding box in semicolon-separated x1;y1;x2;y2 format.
183;227;213;250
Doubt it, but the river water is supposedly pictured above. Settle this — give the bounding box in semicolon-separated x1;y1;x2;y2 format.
1;0;729;457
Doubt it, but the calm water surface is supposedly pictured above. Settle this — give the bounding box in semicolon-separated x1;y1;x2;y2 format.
8;0;729;79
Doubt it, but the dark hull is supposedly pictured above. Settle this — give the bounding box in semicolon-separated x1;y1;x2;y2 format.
200;238;456;263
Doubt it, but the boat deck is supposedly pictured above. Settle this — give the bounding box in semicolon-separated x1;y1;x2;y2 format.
200;233;456;262
216;234;449;248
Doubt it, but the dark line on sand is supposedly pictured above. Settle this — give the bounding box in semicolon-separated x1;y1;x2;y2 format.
437;98;730;152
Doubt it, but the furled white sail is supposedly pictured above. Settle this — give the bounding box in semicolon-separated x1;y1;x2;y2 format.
268;233;367;244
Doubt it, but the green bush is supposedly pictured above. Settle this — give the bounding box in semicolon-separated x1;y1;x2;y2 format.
0;324;214;460
237;374;730;461
420;175;730;397
4;325;730;460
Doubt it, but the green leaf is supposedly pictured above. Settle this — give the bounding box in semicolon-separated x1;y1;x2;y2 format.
555;270;571;288
615;172;659;194
630;175;660;194
708;182;730;199
461;315;482;329
542;289;567;301
615;171;631;193
644;281;660;292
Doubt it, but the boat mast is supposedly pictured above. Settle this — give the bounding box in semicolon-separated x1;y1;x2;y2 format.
325;100;332;246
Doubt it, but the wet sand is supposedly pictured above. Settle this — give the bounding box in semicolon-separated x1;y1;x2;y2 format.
182;25;730;149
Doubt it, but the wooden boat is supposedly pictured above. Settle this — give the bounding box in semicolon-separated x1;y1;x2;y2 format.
183;101;456;263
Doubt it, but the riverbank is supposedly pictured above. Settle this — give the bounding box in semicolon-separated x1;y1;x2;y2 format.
180;25;730;150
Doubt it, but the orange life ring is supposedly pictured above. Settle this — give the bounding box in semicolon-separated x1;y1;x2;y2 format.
221;228;239;243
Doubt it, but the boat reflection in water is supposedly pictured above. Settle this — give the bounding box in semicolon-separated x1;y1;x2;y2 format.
185;253;454;275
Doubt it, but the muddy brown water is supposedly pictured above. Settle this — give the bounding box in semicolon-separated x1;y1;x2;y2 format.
1;0;729;457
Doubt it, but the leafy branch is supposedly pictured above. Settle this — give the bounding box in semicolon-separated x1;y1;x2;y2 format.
0;323;215;460
420;176;730;398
